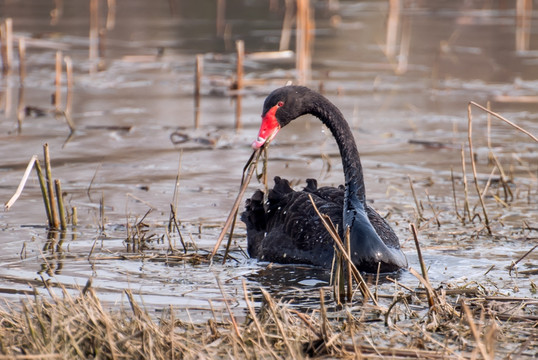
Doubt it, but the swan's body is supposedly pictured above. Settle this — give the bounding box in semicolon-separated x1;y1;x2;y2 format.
241;86;407;273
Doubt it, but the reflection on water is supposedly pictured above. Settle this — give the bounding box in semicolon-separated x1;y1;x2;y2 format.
0;0;537;320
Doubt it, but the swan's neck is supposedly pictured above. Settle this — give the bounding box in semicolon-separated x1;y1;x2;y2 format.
308;95;366;209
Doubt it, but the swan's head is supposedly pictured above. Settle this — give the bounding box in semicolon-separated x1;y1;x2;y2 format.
252;86;312;149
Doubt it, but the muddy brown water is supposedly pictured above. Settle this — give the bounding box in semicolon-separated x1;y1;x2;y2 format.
0;0;537;322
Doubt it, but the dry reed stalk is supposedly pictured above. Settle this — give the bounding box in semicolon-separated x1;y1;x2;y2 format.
89;0;99;74
194;54;203;128
54;179;67;230
261;147;269;193
408;268;437;310
210;148;261;261
296;0;313;85
64;55;73;119
493;94;538;103
516;0;532;52
2;79;12;117
4;155;38;210
17;85;25;131
169;205;186;252
308;194;379;307
106;0;116;30
44;144;59;229
0;21;5;72
346;229;353;302
171;152;182;213
50;0;63;25
486;101;492;156
319;288;330;344
385;0;400;58
279;0;294;51
98;28;106;65
469;101;537;143
241;280;278;359
467;102;492;234
460;145;471;222
235;40;244;91
2;18;13;74
409;223;433;307
216;0;226;36
488;152;512;202
54;51;62;110
261;289;298;360
509;244;537;275
235;40;244;130
450;167;463;222
72;206;78;226
395;17;410;74
461;302;492;360
216;277;245;347
424;189;441;228
34;159;53;225
407;175;423;221
18;38;26;84
99;192;105;232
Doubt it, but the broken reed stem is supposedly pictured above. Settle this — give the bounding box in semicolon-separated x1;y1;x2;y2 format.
54;179;67;230
54;51;62;110
18;38;26;84
4;155;38;210
467;103;492;235
194;54;203;129
44;144;59;229
210;148;261;261
35;159;53;225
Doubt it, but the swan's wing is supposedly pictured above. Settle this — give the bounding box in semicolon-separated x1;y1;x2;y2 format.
242;177;341;266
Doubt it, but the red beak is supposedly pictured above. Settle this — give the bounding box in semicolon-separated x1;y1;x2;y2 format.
252;104;280;149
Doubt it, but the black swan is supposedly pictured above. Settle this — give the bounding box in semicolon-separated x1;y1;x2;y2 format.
241;86;407;273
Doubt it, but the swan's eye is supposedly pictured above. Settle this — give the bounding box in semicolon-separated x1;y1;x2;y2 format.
277;101;284;107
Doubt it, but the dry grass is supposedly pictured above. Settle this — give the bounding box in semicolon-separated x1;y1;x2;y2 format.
0;271;536;359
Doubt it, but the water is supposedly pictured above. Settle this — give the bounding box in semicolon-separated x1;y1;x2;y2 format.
0;0;537;321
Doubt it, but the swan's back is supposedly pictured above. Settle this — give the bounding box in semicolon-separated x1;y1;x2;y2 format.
241;177;399;269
